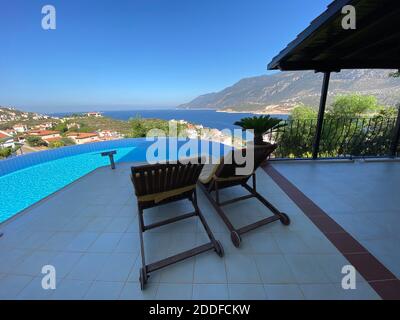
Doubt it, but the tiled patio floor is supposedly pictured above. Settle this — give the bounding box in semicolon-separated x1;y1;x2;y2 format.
0;162;380;300
273;160;400;281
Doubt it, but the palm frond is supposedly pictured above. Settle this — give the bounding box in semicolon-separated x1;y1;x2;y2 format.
234;115;286;135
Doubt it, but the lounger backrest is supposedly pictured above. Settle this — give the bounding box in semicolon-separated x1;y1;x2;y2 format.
215;144;277;179
131;157;204;197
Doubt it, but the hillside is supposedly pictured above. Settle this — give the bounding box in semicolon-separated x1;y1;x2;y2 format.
179;69;400;113
0;107;51;122
0;108;164;137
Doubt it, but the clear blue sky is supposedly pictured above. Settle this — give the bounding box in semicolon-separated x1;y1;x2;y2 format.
0;0;331;112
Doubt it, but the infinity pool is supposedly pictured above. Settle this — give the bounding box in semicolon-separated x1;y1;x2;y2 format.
0;139;228;224
0;147;136;223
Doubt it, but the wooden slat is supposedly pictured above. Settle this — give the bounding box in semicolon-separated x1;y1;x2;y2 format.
131;159;204;197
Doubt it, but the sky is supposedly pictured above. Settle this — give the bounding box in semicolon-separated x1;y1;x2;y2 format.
0;0;332;113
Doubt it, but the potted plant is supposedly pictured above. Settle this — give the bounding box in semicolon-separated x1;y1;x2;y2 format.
234;115;287;145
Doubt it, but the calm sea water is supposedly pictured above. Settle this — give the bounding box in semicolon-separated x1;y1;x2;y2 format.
53;109;287;131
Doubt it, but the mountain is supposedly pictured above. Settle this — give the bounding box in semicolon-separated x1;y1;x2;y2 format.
179;70;400;114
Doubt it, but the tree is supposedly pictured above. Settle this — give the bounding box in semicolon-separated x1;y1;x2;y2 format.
129;117;147;138
276;96;397;158
275;105;317;158
0;147;12;159
374;106;398;118
322;95;395;156
328;94;380;118
52;122;68;133
290;105;317;120
26;136;47;147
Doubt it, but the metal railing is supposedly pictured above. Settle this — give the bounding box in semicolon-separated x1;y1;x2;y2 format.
266;117;399;159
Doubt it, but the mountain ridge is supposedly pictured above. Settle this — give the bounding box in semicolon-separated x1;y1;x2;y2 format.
179;70;400;114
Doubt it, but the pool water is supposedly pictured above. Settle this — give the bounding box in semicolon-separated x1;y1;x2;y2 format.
0;147;135;223
0;139;229;224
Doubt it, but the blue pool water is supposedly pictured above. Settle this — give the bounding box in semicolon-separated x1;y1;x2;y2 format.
0;138;228;223
0;147;135;223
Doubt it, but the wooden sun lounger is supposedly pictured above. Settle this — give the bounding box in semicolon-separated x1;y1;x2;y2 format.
130;157;224;290
198;144;290;247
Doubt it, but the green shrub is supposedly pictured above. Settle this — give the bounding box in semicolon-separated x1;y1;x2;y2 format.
48;137;76;149
0;147;12;159
275;95;397;158
126;117;188;138
129;118;147;137
48;141;64;149
290;105;317;120
234;115;286;145
328;94;380;118
52;122;68;133
26;136;47;147
60;137;76;146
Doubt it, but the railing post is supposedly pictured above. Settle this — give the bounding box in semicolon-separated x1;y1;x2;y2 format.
312;71;331;159
390;105;400;157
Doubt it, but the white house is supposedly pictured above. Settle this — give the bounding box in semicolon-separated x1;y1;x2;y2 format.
0;131;15;148
97;130;123;140
13;124;28;133
34;122;55;130
86;112;102;118
67;132;100;144
28;130;61;140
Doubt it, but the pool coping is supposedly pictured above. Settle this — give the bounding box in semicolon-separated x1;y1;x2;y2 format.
262;162;400;300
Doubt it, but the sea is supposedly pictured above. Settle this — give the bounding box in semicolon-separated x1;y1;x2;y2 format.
52;109;288;131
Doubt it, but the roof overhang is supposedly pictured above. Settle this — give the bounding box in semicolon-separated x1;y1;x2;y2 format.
268;0;400;71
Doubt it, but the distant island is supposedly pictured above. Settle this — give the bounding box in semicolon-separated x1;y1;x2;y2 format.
179;69;400;114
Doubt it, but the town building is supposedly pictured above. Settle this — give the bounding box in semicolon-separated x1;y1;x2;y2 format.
13;124;28;133
97;130;123;140
67;132;100;144
33;122;55;130
27;130;61;140
0;131;16;148
86;112;102;117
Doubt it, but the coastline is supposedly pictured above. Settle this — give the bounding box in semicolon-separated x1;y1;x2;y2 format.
176;106;289;116
215;109;289;116
50;108;289;117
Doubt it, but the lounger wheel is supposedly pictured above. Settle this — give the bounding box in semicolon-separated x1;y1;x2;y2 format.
139;267;147;290
279;212;291;226
230;231;242;248
214;240;224;257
